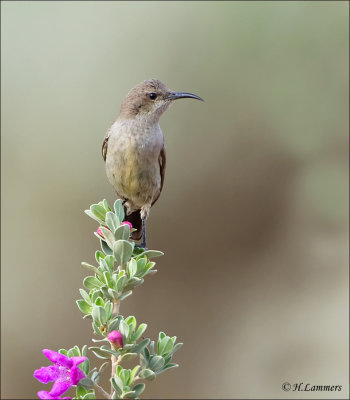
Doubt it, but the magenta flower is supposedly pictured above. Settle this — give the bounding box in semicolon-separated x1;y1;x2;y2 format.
97;227;104;237
34;349;86;398
121;221;133;230
37;391;71;399
108;330;123;348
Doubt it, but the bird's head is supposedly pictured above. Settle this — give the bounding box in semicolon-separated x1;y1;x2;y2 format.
119;79;203;122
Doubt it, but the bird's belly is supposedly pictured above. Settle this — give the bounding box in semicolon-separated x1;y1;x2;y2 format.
106;140;161;209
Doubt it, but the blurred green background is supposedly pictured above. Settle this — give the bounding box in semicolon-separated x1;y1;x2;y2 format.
1;1;348;398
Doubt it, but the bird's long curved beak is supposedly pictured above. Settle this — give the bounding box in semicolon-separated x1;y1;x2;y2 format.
167;91;204;101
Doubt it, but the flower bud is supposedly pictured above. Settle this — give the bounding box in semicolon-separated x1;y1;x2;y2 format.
107;330;123;348
97;227;104;237
121;221;133;230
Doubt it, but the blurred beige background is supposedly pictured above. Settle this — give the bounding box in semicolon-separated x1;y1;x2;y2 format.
1;1;349;399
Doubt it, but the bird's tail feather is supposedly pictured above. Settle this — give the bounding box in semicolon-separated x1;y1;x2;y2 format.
124;209;142;241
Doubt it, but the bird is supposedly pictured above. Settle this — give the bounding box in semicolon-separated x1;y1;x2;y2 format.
102;79;203;248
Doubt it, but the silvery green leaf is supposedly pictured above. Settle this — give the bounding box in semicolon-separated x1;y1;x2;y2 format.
123;391;137;399
100;286;112;300
101;239;113;255
108;316;122;332
76;384;87;398
163;355;171;365
114;224;130;241
90;204;106;221
158;337;173;356
58;349;68;356
79;289;92;305
114;199;125;222
106;211;120;233
95;251;105;263
132;338;150;354
105;301;113;319
94;297;104;307
172;342;183;354
105;255;115;271
158;332;166;341
99;361;109;374
88;347;111;359
149;340;155;353
112;392;118;400
123;277;143;291
125;315;136;329
126;259;137;278
91;290;103;302
76;300;92;315
132;323;147;341
108;288;119;299
116;275;127;292
99;258;110;272
99;345;120;358
82;393;95;400
80;359;90;377
103;271;112;287
130;366;140;382
119;319;130;340
111;377;123;394
137;262;156;278
83;276;103;290
113;240;133;266
102;198;111;211
85;209;103;224
120;353;138;362
91;337;108;343
100;227;115;248
135;258;146;275
81;262;102;277
132;384;145;397
82;345;87;356
149;355;165;372
92;306;107;325
138;368;155;381
146;269;157;276
67;348;75;358
121;344;134;351
138;250;164;258
119;368;130;386
78;377;93;389
156;363;179;375
117;290;132;301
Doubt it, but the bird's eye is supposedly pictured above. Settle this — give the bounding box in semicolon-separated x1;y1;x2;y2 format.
149;93;157;100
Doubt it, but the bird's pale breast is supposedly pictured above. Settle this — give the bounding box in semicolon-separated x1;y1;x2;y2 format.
105;119;163;212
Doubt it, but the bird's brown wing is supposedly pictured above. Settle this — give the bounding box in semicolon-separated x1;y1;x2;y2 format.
102;134;109;162
152;145;166;206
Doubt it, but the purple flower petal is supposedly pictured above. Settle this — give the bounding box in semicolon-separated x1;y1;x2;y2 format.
70;356;87;367
37;391;71;400
70;365;85;385
38;391;54;399
42;350;72;369
34;365;60;384
49;378;71;397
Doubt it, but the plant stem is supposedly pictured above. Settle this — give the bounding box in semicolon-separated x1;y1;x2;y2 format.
94;382;110;399
111;299;120;396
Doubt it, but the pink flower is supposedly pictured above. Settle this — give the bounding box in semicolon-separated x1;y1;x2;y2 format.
34;349;86;398
37;391;71;399
121;221;133;230
97;227;104;237
108;330;123;348
97;226;111;238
